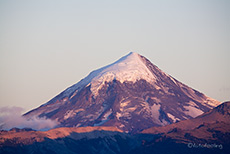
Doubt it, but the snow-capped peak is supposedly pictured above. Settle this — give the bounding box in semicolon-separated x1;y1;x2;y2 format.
67;52;156;96
27;52;221;133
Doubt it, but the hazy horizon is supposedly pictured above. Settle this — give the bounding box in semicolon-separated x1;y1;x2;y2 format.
0;0;229;112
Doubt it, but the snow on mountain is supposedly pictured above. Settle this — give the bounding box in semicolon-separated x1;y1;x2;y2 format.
90;52;156;96
24;52;221;133
2;102;230;154
142;101;230;134
54;52;156;98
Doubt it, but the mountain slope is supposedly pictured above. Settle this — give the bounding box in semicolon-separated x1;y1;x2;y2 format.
24;52;220;133
138;101;230;153
1;102;229;154
0;127;130;154
142;101;230;134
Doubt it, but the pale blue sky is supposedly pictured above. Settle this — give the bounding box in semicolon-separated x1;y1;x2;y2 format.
0;0;229;112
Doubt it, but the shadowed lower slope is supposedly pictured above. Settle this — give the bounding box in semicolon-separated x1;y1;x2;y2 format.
1;102;230;154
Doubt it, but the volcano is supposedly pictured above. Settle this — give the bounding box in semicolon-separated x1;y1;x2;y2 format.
24;52;220;133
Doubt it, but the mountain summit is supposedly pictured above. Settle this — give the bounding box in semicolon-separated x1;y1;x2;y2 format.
24;52;220;133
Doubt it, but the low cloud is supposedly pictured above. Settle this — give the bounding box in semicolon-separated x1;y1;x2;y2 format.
0;106;59;131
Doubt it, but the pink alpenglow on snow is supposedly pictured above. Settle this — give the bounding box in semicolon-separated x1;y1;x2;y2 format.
24;52;220;133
